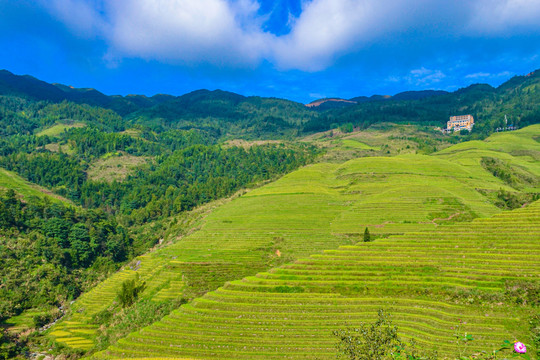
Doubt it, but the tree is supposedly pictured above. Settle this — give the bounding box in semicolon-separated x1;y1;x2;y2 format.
333;309;402;360
117;275;146;308
363;227;371;242
0;328;22;360
68;223;93;267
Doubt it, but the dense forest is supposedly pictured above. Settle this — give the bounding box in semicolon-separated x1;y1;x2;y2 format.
0;189;129;326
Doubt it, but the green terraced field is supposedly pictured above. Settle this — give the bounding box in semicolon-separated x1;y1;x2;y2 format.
0;167;71;203
49;125;540;355
96;201;540;359
435;126;540;192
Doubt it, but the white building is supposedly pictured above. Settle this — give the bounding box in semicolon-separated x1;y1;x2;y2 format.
447;115;474;132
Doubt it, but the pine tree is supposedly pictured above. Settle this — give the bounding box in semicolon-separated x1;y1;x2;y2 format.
363;227;371;242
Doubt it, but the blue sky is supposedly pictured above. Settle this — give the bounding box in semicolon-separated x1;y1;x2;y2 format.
1;0;540;103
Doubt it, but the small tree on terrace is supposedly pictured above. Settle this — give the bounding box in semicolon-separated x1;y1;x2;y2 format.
363;227;371;242
117;274;146;308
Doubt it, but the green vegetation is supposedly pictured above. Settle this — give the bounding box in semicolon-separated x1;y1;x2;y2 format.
0;167;70;203
334;310;531;360
1;69;540;359
363;227;371;242
2;68;540;140
1;328;23;359
0;118;314;225
0;190;130;325
35;122;86;137
117;276;146;308
96;200;540;359
334;310;434;360
303;71;540;137
312;124;455;163
86;153;149;183
41;126;540;357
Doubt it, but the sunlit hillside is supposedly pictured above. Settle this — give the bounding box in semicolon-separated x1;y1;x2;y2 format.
47;125;540;357
97;201;540;359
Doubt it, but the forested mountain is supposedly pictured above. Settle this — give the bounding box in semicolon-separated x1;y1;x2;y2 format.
2;68;539;140
307;90;449;110
0;70;315;138
0;70;171;116
304;70;540;134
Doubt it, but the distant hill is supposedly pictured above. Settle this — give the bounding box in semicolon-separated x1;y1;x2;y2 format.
0;70;314;138
303;71;540;135
1;68;539;138
305;98;357;110
125;89;314;138
0;70;172;116
0;70;67;102
391;89;449;101
307;90;449;111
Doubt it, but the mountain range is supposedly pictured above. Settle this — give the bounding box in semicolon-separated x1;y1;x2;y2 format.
1;68;539;138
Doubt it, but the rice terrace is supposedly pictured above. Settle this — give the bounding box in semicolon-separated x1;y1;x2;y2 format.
1;2;540;359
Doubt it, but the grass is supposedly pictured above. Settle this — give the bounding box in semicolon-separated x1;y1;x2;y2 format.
0;167;71;204
35;122;86;137
222;139;284;149
339;138;380;151
48;125;540;357
2;309;47;334
95;201;540;359
309;124;453;162
42;142;77;155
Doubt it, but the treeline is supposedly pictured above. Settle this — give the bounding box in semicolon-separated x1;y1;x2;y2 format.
0;97;126;136
303;74;540;137
2;70;539;143
0;190;130;322
0;143;314;224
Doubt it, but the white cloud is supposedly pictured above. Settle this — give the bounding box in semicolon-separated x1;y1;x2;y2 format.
39;0;540;70
468;0;540;34
44;0;106;37
465;72;491;79
105;0;272;66
465;71;513;79
271;0;379;70
407;67;446;86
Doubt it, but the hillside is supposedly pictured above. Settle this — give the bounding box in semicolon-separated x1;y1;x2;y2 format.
0;70;315;139
97;200;540;359
46;125;540;356
126;90;314;138
2;69;539;138
1;68;539;359
0;167;71;204
306;91;449;111
303;70;540;135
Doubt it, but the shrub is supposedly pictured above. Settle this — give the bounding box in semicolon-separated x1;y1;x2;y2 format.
505;280;540;306
333;309;403;360
117;275;146;308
